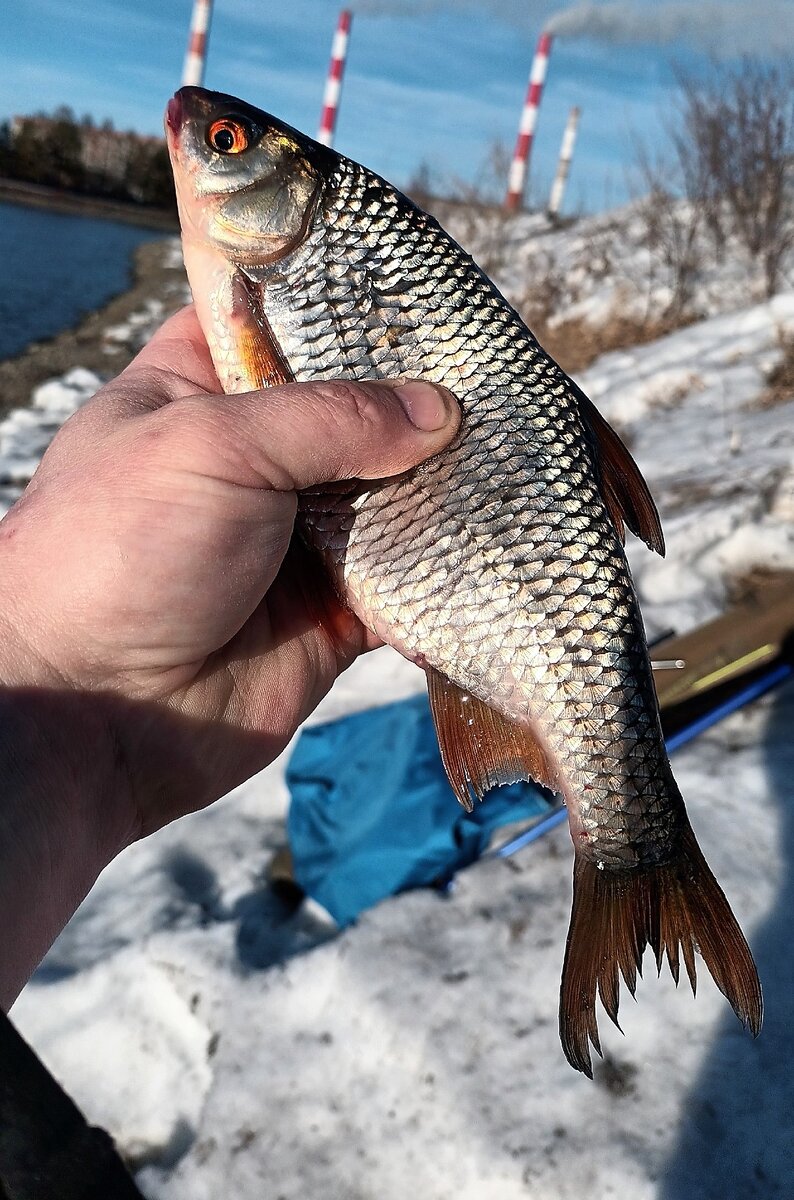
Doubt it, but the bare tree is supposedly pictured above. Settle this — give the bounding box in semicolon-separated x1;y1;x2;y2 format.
678;58;794;298
633;142;704;322
686;59;794;296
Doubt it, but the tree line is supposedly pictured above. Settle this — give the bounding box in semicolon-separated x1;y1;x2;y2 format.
0;105;176;211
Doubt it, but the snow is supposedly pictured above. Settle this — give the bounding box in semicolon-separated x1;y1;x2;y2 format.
17;953;213;1170
577;292;794;636
103;297;165;348
450;198;794;334
13;681;793;1199
5;206;794;1198
0;283;174;515
0;368;102;507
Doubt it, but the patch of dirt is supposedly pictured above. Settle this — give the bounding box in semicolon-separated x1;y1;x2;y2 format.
661;475;752;514
594;1054;638;1097
755;334;794;409
725;565;794;607
527;311;687;376
0;177;177;231
0;240;188;418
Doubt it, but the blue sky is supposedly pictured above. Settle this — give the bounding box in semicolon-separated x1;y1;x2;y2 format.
4;1;793;213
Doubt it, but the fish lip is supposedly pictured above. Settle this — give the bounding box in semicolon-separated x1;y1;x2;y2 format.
166;93;183;135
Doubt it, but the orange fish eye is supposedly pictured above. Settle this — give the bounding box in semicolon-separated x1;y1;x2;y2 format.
207;118;250;155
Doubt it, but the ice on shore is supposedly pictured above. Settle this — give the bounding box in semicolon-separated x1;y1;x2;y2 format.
0;367;102;510
103;297;165;348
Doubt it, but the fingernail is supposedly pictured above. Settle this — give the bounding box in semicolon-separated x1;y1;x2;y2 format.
394;381;454;431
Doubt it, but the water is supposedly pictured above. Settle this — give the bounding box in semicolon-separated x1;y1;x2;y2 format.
0;200;170;361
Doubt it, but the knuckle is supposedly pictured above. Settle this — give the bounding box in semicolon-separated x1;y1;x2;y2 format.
314;380;392;432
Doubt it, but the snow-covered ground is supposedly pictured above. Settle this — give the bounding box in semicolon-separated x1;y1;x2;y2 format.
445;196;794;332
5;211;794;1198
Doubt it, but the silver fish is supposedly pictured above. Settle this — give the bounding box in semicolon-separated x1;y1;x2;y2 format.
166;86;762;1075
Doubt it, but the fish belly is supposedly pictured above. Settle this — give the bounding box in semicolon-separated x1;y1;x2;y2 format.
300;412;681;872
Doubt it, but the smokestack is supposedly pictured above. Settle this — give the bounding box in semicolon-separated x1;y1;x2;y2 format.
318;9;353;147
547;105;580;220
182;0;213;88
504;31;553;213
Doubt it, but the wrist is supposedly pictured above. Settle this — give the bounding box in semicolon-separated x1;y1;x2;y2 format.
0;681;137;1008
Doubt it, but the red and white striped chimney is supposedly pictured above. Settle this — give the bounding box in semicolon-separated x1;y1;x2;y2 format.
504;31;553;213
547;105;580;219
317;9;353;147
182;0;213;88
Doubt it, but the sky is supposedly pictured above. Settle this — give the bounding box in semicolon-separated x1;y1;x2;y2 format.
3;0;794;214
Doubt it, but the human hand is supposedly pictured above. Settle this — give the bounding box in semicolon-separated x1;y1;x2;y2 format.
0;305;459;1004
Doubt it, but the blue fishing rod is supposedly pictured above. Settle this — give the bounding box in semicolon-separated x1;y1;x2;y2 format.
489;659;793;860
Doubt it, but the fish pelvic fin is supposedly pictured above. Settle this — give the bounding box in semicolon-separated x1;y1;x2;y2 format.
425;667;560;811
231;270;293;389
573;384;665;557
559;820;763;1077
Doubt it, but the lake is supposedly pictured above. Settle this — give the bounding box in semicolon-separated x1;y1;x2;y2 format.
0;200;170;361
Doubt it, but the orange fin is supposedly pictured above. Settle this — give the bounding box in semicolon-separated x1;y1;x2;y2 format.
559;820;762;1077
230;270;293;389
274;534;360;656
426;667;560;812
574;386;665;556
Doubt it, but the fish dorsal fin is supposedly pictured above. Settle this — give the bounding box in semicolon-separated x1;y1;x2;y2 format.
230;270;293;389
574;386;665;557
426;666;560;812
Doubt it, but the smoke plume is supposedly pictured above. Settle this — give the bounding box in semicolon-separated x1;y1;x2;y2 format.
545;2;794;54
351;0;794;55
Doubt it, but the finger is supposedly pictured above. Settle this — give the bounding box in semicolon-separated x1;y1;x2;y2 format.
154;377;461;491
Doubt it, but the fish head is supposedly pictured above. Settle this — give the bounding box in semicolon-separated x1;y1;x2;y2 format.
165;86;323;265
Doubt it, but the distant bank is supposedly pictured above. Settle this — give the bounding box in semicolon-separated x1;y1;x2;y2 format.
0;177;178;232
0;218;188;421
0;199;176;366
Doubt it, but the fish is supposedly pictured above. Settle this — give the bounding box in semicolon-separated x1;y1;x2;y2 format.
165;85;762;1076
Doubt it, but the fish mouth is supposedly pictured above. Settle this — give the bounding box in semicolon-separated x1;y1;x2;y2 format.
168;85;255;137
165;86;215;145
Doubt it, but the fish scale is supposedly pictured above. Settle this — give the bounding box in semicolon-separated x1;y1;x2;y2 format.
251;155;678;865
167;86;762;1074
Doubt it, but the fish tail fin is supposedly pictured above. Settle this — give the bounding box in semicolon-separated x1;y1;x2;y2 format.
559;821;763;1077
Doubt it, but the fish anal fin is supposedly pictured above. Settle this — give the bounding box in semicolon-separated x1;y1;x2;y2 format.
559;820;763;1078
425;667;560;813
230;270;293;389
575;387;665;557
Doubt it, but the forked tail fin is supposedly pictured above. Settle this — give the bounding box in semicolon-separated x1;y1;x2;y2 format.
559;821;763;1076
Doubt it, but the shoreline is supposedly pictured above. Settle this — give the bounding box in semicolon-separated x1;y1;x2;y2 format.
0;239;189;420
0;177;179;232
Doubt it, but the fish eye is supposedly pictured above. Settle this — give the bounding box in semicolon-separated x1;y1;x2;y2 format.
207;117;251;155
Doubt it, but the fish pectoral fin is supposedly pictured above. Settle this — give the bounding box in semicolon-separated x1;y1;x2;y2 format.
559;821;763;1078
230;269;294;389
574;385;665;557
425;667;560;812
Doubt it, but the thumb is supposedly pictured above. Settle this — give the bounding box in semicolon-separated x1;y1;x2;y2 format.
151;377;461;492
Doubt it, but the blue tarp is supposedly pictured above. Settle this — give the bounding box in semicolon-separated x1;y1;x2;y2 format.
286;692;553;926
